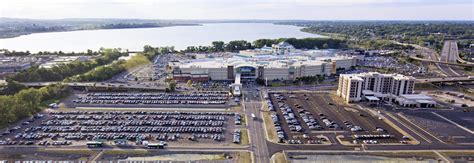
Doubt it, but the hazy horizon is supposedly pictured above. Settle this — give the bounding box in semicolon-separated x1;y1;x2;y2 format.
1;0;473;20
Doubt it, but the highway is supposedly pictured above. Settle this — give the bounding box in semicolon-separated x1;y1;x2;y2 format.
439;41;462;77
408;41;469;77
416;76;474;83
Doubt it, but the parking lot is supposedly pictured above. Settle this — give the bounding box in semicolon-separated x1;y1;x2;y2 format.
114;54;175;83
0;111;240;147
403;111;474;144
265;92;405;145
70;92;229;108
360;56;424;76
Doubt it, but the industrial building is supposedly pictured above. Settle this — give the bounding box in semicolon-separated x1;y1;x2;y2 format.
337;72;416;103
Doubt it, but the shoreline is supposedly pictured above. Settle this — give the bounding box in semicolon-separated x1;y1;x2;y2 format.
0;23;200;39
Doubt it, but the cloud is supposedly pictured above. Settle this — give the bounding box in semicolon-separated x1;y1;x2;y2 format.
0;0;471;20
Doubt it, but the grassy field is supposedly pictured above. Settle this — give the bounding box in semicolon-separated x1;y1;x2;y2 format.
240;113;247;126
441;151;474;158
369;151;438;159
240;129;250;146
235;151;252;163
35;149;97;161
272;152;288;163
103;149;149;155
415;83;441;91
38;149;96;155
262;111;278;143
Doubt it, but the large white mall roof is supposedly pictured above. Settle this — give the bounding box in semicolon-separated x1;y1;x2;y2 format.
173;54;354;69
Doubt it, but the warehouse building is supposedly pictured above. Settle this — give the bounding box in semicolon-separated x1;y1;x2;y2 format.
337;72;416;103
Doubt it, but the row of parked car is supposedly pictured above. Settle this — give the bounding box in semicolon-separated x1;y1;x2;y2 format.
73;99;227;105
233;129;241;144
0;139;72;146
352;134;395;144
343;120;363;132
73;92;229;105
1;113;45;136
234;114;242;125
43;119;225;127
1;111;239;145
295;104;322;130
33;125;227;133
50;111;234;115
85;92;229;97
49;111;233;120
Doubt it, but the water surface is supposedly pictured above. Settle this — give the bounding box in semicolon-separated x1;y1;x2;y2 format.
0;23;321;52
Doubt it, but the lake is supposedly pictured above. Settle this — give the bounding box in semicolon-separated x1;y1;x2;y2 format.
0;23;321;53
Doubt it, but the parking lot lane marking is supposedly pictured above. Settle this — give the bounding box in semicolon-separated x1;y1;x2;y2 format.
434;150;451;162
385;112;432;144
397;113;447;144
431;112;474;135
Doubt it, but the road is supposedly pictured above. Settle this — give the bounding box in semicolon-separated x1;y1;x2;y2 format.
408;41;467;77
439;41;462;77
243;85;270;163
415;76;474;83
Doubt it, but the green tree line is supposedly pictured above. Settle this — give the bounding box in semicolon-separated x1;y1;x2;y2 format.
0;48;102;57
183;38;347;53
9;48;126;82
0;84;69;129
70;54;151;82
281;21;472;50
70;45;175;82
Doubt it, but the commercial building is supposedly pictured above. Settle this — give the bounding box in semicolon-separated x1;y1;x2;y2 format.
40;56;90;69
0;56;40;73
272;42;296;55
394;94;437;108
169;54;358;83
0;62;31;73
337;72;416;103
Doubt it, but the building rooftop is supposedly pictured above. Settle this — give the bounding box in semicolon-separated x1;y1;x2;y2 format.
341;72;415;80
172;53;353;69
399;94;433;100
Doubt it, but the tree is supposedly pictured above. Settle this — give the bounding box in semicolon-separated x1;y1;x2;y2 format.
253;39;278;48
322;43;329;49
0;80;27;95
10;48;126;83
13;88;42;118
186;80;193;87
0;96;17;128
168;80;177;92
212;41;225;52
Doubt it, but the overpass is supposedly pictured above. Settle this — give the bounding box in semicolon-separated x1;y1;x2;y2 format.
409;56;474;67
416;76;474;83
21;82;167;91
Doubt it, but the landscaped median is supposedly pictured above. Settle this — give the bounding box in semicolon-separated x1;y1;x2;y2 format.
271;151;288;163
355;105;420;146
261;111;280;143
236;151;252;163
240;128;250;146
383;112;421;145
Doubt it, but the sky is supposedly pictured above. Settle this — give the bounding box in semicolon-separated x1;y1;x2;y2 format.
0;0;473;20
